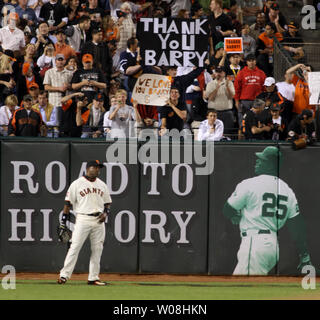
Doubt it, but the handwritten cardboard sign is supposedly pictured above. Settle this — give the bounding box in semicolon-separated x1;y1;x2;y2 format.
132;74;172;106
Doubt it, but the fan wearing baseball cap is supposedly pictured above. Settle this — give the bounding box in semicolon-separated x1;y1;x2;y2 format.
7;94;46;137
81;93;106;139
266;2;287;33
71;53;106;102
80;27;113;83
287;108;316;143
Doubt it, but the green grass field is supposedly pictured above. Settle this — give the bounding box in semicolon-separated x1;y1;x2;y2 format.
1;280;320;300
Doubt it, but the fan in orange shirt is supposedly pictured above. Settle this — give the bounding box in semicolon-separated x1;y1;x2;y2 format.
285;63;315;116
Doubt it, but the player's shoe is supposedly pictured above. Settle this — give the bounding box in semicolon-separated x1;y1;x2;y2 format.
87;280;107;286
57;277;67;284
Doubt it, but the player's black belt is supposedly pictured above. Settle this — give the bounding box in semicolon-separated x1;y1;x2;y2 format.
87;212;100;217
241;230;270;237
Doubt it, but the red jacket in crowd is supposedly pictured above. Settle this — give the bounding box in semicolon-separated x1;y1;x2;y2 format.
234;66;266;101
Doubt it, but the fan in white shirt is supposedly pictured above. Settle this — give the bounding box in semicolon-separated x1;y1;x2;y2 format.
0;94;19;136
197;109;224;141
276;72;295;102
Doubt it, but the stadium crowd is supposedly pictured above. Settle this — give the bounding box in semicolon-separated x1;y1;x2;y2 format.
0;0;317;143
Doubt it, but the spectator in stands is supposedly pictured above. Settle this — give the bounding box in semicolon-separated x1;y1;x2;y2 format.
225;53;243;82
31;22;57;59
15;0;38;27
132;99;158;138
191;2;204;19
23;43;36;64
210;41;226;68
276;71;295;124
102;15;119;43
65;55;79;73
60;91;90;137
71;53;107;102
8;94;46;136
282;21;305;62
208;0;234;57
17;62;43;103
159;86;187;136
67;0;82;26
54;29;77;61
119;37;142;100
0;52;16;104
81;92;106;138
241;23;256;59
234;54;266;129
165;65;205;111
103;95;116;137
264;102;287;140
0;94;19;136
239;0;263;25
287;109;316;142
204;66;235;134
66;15;91;54
256;76;283;122
81;27;113;84
39;0;68;34
0;12;25;54
43;53;73;124
28;82;40;105
177;9;190;19
87;0;105;20
249;12;266;41
286;63;313;117
198;109;224;141
108;89;135;138
242;98;271;140
32;90;58;137
256;22;283;76
115;2;136;56
37;43;56;78
266;2;287;33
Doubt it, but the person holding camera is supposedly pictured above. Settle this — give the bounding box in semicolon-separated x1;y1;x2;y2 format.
285;63;314;118
115;2;136;55
287;109;316;147
108;89;135;138
59;91;90;137
264;103;287;141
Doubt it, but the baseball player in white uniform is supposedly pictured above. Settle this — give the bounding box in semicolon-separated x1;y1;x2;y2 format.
57;160;112;285
223;146;313;275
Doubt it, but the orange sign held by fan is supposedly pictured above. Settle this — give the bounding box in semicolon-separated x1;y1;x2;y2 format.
224;37;243;54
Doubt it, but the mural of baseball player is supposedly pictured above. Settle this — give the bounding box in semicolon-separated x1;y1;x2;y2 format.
223;146;313;275
57;160;112;285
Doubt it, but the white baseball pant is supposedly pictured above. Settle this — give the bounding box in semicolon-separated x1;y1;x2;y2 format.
233;230;279;275
60;214;105;281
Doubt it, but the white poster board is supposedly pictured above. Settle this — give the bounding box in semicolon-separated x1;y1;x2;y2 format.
132;73;171;106
308;72;320;105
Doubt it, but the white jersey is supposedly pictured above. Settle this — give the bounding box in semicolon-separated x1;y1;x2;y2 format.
65;176;112;214
227;175;299;232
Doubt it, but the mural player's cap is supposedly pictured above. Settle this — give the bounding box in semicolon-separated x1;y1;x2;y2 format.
255;146;282;162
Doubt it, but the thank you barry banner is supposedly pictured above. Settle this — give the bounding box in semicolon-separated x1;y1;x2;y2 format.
132;73;171;106
137;18;209;67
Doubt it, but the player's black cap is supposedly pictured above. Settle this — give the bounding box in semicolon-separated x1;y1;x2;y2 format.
255;146;282;162
86;160;104;169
